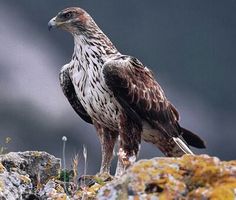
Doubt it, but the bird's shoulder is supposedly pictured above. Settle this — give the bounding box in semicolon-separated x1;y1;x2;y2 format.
60;63;71;73
103;54;155;80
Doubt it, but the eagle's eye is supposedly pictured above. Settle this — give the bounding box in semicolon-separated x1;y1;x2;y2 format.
62;12;72;20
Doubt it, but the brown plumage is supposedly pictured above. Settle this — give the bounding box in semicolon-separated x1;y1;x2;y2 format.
48;7;206;176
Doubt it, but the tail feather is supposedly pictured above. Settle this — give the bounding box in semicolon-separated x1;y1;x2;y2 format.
142;122;205;157
173;137;194;155
181;127;206;149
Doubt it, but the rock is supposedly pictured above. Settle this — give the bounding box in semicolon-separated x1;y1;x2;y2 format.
0;151;60;186
1;152;236;199
0;151;60;200
0;151;105;199
98;154;236;199
38;179;68;200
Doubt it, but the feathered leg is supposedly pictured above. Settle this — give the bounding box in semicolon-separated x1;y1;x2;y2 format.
115;114;142;176
94;122;118;174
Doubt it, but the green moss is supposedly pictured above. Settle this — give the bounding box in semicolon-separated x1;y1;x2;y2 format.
59;169;74;182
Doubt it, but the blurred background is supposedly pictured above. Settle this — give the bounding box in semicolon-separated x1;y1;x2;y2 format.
0;0;235;174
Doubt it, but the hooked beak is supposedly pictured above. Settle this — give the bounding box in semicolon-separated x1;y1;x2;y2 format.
48;17;57;31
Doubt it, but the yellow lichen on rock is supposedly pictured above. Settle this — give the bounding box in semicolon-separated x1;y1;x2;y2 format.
1;151;235;199
19;175;31;184
98;155;236;199
179;155;236;199
0;180;4;192
0;163;6;173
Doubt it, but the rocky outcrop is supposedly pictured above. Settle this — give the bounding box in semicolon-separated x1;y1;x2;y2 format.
0;151;106;199
98;155;236;200
0;151;60;199
0;152;236;199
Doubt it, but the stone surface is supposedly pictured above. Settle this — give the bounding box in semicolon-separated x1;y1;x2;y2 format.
0;151;60;200
0;151;105;199
98;154;236;200
1;152;236;199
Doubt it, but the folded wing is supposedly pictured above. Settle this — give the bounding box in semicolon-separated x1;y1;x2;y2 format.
103;55;205;150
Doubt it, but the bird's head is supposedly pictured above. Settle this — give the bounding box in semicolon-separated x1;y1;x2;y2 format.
48;7;94;35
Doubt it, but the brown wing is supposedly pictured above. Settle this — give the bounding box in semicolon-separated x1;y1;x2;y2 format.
103;55;180;137
103;55;205;149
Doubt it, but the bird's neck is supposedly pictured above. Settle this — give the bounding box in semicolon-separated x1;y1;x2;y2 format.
69;33;119;95
72;31;119;67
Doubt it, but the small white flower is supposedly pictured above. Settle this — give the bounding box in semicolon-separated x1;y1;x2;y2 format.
62;136;67;142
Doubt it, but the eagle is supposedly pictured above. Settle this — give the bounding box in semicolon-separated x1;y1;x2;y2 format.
48;7;205;176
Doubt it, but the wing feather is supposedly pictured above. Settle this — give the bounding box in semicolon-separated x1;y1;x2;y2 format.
103;55;205;150
59;66;92;124
103;56;178;137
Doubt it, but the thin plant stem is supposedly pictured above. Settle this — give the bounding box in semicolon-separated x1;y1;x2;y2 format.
62;136;68;195
82;144;87;200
